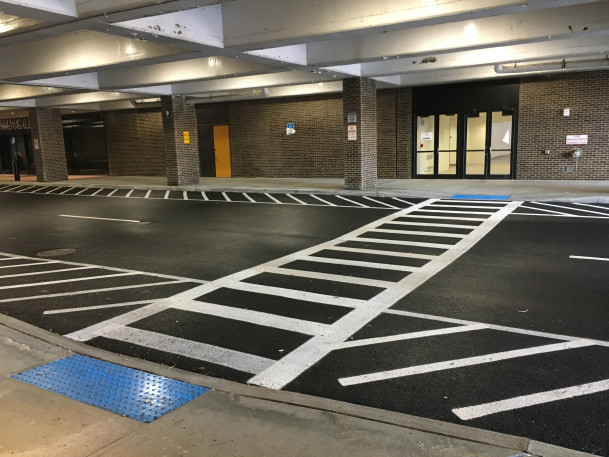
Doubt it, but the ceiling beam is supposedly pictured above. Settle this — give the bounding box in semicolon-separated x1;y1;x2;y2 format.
0;0;76;21
0;83;67;101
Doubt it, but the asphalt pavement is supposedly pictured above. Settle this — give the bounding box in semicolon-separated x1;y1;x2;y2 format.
0;177;608;456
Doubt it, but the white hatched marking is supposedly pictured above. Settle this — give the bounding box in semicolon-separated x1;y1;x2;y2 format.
398;214;487;222
222;192;231;202
59;187;75;195
74;188;89;195
0;280;183;304
0;266;93;279
336;195;368;207
44;300;153;315
327;246;436;260
91;188;104;196
431;204;504;210
287;194;307;205
303;255;417;272
144;190;152;198
265;193;282;204
266;266;395;289
333;324;487;350
371;228;464;239
0;272;139;291
536;201;609;216
243;193;256;203
387;221;475;230
518;205;571;216
103;325;274;375
453;379;609;420
363;196;399;209
570;255;609;262
392;197;415;206
574;203;609;214
30;186;49;193
0;261;60;270
201;192;209;201
175;300;330;336
225;280;367;309
416;209;494;216
164;190;170;199
16;186;37;193
107;189;118;197
183;190;188;200
354;237;454;250
125;189;134;198
0;256;26;262
310;194;335;206
60;214;141;224
339;340;594;386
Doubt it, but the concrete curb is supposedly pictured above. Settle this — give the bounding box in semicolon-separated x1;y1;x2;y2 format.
0;313;597;457
13;180;609;204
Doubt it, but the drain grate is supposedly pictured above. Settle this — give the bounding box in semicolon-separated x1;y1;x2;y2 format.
12;355;208;422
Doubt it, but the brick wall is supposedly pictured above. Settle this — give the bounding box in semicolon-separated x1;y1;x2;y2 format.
28;108;68;182
228;94;343;178
396;88;413;179
161;96;199;186
377;89;397;179
517;71;609;180
105;110;165;176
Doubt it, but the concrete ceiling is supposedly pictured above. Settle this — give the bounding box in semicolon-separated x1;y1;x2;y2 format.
0;0;607;111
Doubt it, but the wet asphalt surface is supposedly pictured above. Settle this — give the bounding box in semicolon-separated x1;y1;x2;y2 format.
0;188;608;455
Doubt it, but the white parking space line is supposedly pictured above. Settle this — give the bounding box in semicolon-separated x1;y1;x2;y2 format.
91;188;104;196
0;281;183;304
333;324;487;350
107;189;118;197
59;187;75;195
201;192;209;201
60;214;141;224
0;272;139;291
175;300;330;336
266;266;396;289
265;193;282;204
243;193;256;203
570;255;609;262
74;188;89;196
338;340;595;386
43;300;154;315
370;228;465;238
183;191;188;200
144;190;152;198
326;246;436;260
453;379;609;421
336;195;369;207
302;255;418;272
125;189;134;198
363;196;399;209
164;190;170;199
288;194;307;205
222;192;231;202
392;197;415;206
103;324;274;375
0;266;93;279
310;194;335;206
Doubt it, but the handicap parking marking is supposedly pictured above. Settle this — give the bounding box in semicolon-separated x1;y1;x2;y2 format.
513;201;609;218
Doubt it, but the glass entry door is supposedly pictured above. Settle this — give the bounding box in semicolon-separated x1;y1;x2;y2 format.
464;111;514;178
415;114;458;177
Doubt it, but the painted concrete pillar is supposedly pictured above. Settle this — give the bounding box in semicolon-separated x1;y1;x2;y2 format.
343;77;377;190
28;108;68;182
161;95;199;186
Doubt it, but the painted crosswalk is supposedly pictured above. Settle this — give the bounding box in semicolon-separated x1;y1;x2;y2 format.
0;183;419;210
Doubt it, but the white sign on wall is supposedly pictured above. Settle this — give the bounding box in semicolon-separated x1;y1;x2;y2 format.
421;132;433;140
348;125;357;141
565;134;588;145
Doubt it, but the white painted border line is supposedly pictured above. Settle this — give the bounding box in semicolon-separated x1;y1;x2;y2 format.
59;187;76;195
511;213;609;219
0;272;139;291
416;209;494;216
397;214;487;222
221;192;231;202
60;214;141;224
44;300;153;315
310;194;335;206
333;324;487;350
363;196;399;209
327;246;436;260
91;188;104;196
243;193;256;203
30;186;50;193
574;202;609;213
144;190;152;198
201;192;209;201
392;197;415;206
125;189;134;198
535;201;609;216
371;228;464;239
103;324;274;375
354;237;454;250
302;255;418;273
570;255;609;262
107;189;118;197
287;194;307;205
74;188;89;196
16;186;37;193
0;261;60;270
265;266;396;289
453;379;609;420
175;300;330;336
386;221;475;230
183;190;189;200
265;193;282;204
336;195;369;208
0;256;26;262
338;340;594;386
164;190;170;199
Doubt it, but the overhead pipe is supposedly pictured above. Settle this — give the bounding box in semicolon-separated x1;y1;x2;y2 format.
495;55;609;74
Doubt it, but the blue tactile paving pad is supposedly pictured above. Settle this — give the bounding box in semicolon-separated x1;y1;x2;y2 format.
11;355;209;423
450;194;510;200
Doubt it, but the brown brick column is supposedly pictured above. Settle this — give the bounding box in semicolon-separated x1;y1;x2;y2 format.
343;78;377;190
28;108;68;182
161;96;199;186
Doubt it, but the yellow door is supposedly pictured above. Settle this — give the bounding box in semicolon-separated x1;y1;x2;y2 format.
213;125;231;178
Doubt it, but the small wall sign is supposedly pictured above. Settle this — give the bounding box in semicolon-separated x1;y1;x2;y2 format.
183;131;190;144
347;112;357;123
565;134;588;145
348;125;357;141
286;123;295;135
